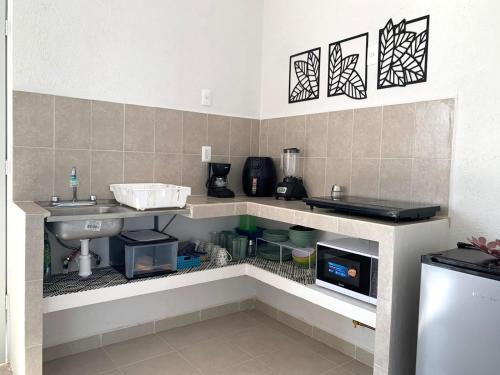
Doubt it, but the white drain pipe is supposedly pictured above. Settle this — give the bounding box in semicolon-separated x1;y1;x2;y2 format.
79;239;92;278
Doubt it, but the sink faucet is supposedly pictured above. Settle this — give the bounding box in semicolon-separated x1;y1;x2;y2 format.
49;166;98;207
71;166;78;202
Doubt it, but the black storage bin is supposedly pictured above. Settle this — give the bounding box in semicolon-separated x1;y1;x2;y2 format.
109;230;178;279
242;157;277;197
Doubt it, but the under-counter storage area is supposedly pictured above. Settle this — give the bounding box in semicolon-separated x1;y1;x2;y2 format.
32;197;449;375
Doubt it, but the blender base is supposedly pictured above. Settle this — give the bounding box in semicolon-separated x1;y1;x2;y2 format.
275;177;308;201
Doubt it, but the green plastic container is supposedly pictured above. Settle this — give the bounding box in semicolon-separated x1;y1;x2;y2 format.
239;215;257;232
289;225;316;247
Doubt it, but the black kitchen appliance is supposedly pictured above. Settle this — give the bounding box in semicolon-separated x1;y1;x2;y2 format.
303;195;440;222
275;148;307;201
242;157;277;197
206;162;235;198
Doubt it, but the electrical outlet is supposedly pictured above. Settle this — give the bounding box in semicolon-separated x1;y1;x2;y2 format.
201;89;212;106
201;146;212;162
367;45;377;66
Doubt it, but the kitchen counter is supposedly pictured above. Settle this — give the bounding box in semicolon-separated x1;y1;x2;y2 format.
21;196;449;375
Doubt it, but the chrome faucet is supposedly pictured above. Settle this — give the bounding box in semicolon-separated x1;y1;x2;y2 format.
50;166;98;207
71;166;78;202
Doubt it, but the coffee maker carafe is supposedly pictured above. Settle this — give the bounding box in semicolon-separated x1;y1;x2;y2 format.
206;163;235;198
275;148;307;200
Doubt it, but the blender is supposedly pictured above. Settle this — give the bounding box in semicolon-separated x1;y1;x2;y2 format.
275;148;308;200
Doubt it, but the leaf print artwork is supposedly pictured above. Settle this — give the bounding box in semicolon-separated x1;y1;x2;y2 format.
327;33;368;100
288;48;321;103
377;15;430;89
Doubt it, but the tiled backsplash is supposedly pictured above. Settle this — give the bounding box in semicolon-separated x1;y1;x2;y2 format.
13;91;260;201
259;99;454;212
14;91;454;211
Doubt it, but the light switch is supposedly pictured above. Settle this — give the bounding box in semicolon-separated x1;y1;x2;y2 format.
201;146;212;162
367;45;377;66
201;89;212;106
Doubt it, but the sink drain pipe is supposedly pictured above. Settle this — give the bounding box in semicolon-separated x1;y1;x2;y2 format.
79;239;92;278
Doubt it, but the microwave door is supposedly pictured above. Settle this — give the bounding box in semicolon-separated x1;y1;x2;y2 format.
316;246;372;298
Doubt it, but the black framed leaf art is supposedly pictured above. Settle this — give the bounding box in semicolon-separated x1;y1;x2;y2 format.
328;32;368;100
288;47;321;103
378;15;430;89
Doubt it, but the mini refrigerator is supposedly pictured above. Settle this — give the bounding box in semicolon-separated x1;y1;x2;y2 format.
416;247;500;375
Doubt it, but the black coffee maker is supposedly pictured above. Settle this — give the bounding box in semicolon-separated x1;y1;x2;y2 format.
206;162;235;198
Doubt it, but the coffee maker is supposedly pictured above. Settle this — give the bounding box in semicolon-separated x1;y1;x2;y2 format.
206;162;235;198
275;148;307;200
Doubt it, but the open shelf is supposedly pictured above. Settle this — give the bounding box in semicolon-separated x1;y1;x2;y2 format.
43;257;376;327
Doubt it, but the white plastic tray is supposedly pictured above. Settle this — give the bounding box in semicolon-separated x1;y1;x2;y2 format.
110;183;191;211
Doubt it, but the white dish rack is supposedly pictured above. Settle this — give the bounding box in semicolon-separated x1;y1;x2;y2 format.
110;183;191;211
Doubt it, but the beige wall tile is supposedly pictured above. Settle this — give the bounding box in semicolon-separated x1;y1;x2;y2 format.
356;346;375;368
207;115;230;155
91;151;123;199
411;158;451;211
306;113;328;157
200;303;239;320
26;280;43;347
14;91;54;148
267;118;286;157
414;99;454;158
353;107;382;158
124;105;155;152
350;158;380;198
313;327;356;357
154;154;182;185
102;322;154;346
13;147;54;201
327;110;353;158
183;111;207;154
250;120;260;155
230;117;252;156
155;312;200;333
25;217;44;282
155;108;183;154
239;298;256;311
54;149;91;200
303;157;326;198
381;103;415;158
43;335;101;362
124;152;154;183
55;96;91;149
284;115;306;151
276;311;313;337
325;158;351;196
228;156;246;195
379;159;412;201
182;155;205;195
293;210;339;232
91;100;124;151
26;345;42;375
259;120;269;156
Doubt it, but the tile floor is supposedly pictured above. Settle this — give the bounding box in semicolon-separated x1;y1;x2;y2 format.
43;310;373;375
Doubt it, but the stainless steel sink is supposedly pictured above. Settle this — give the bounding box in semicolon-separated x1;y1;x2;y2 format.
45;205;126;241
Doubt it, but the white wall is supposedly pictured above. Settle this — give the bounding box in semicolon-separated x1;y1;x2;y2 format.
13;0;263;118
260;0;500;245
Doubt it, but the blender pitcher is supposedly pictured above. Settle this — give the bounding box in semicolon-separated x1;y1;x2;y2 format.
275;148;308;200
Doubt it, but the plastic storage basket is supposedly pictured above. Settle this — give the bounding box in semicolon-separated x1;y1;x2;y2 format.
110;183;191;210
177;255;201;269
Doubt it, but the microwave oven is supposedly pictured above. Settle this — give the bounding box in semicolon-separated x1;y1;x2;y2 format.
316;238;378;305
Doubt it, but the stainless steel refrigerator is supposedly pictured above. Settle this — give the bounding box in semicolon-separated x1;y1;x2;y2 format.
416;248;500;375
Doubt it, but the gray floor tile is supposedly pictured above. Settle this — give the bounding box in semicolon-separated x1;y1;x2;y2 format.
342;360;373;375
179;336;252;375
228;324;293;357
213;359;277;375
43;349;115;375
120;352;200;375
103;334;173;367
